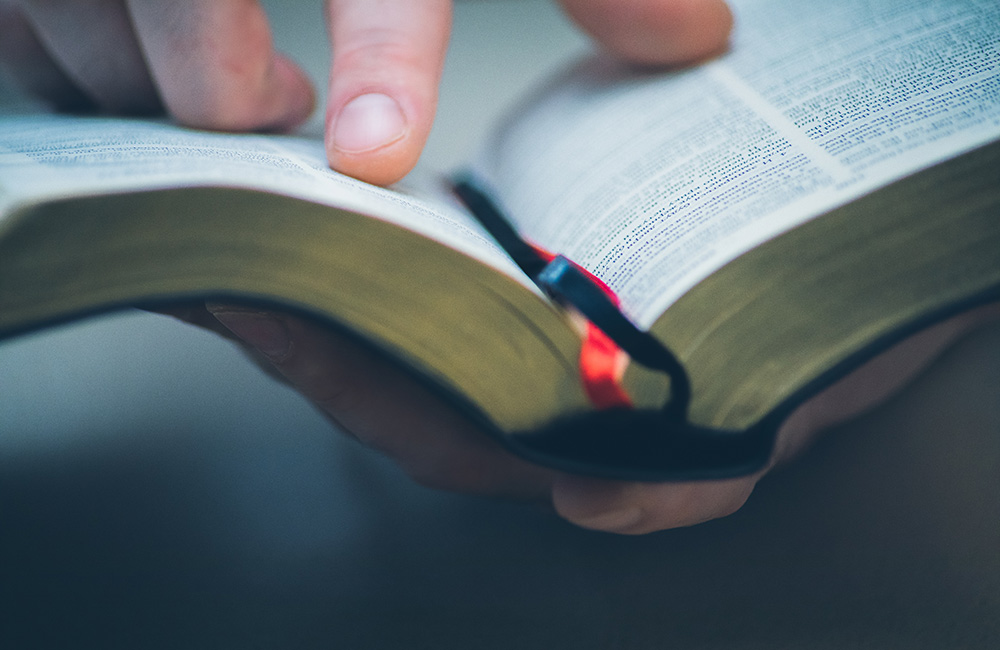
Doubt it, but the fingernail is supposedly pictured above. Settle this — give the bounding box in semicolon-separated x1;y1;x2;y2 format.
572;507;644;533
332;93;407;153
209;309;292;362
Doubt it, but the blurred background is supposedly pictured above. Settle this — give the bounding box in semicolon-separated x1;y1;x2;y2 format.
1;1;999;647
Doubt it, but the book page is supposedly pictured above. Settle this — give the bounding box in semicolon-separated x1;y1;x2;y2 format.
0;114;527;282
474;0;1000;328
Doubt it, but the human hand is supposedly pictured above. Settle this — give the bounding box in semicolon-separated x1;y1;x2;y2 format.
0;0;732;185
172;302;997;535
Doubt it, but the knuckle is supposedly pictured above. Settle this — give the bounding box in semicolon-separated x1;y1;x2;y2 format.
333;28;427;80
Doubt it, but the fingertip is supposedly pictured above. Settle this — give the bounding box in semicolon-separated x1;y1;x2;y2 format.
552;473;758;534
561;0;734;65
330;93;408;153
552;475;649;534
326;138;421;187
125;0;318;133
268;54;317;132
326;92;421;186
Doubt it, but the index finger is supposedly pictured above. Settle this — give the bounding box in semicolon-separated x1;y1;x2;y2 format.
324;0;452;186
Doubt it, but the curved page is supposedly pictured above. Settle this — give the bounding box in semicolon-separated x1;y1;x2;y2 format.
474;0;1000;328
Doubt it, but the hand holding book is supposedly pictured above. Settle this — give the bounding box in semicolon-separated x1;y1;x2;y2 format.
2;0;998;534
185;302;1000;534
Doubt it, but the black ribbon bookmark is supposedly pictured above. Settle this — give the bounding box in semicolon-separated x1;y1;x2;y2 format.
451;176;775;481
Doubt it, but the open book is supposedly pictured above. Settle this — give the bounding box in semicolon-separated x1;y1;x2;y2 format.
2;0;998;479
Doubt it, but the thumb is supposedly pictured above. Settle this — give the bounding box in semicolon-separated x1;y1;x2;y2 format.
324;0;452;186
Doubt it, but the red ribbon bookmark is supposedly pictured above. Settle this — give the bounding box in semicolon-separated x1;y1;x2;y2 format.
531;246;632;409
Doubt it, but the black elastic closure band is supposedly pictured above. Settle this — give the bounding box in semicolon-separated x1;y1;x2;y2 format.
451;177;550;279
450;175;775;480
